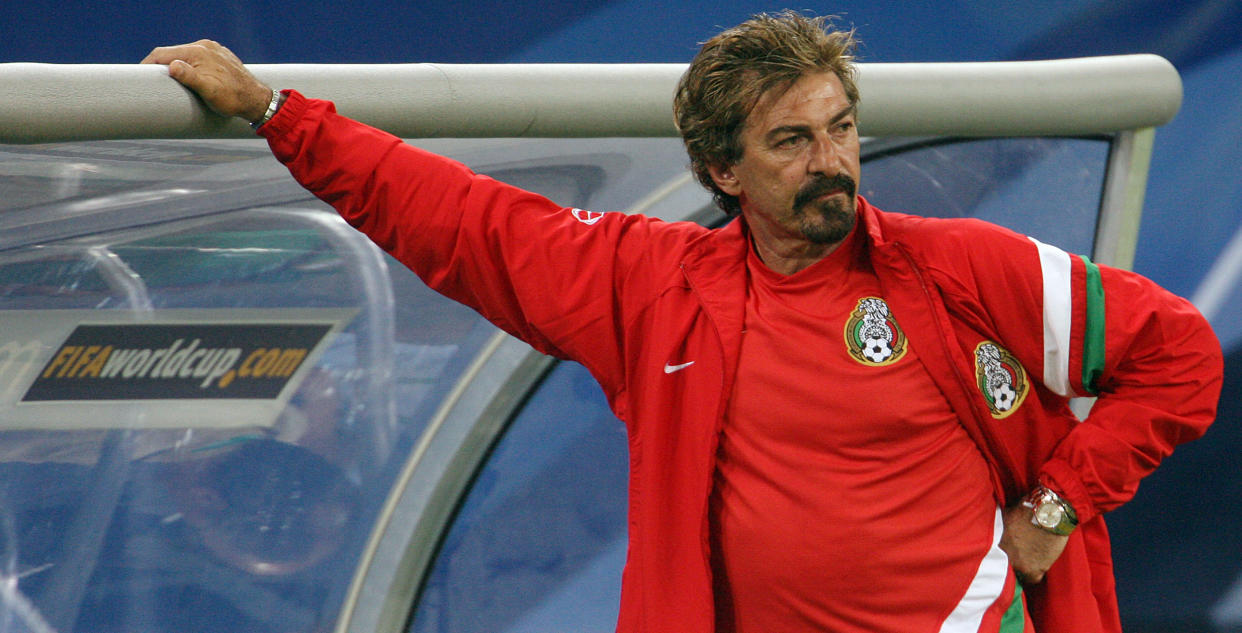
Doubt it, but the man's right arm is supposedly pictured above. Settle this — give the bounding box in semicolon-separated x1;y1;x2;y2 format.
140;42;661;399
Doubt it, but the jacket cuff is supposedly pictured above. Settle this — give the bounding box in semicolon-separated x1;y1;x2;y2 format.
1039;458;1099;524
256;89;309;141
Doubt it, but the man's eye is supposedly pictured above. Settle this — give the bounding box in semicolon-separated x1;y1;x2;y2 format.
776;136;805;148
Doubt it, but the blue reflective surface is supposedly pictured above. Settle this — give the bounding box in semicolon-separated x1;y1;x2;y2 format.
410;361;628;633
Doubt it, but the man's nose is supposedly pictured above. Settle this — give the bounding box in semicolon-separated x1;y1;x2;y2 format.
807;135;839;174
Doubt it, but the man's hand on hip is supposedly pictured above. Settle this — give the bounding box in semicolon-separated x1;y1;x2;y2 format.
141;40;273;123
999;503;1070;585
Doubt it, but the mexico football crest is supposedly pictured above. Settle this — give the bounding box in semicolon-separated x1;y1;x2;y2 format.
844;297;908;366
974;341;1029;418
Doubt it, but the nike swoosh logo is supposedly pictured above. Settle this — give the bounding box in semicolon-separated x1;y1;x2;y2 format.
664;361;695;374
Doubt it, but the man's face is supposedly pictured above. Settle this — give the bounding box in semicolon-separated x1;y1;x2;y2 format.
710;71;862;252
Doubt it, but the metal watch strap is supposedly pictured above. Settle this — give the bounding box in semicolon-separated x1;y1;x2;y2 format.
1021;485;1079;536
250;89;282;130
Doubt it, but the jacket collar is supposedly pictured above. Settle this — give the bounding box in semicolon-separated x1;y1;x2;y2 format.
680;195;893;292
676;198;885;405
680;215;749;340
858;195;895;251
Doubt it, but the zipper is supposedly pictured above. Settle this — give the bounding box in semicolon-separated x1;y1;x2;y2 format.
680;260;738;629
894;243;1013;501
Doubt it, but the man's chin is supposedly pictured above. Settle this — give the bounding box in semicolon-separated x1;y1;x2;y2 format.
801;201;856;245
802;222;853;245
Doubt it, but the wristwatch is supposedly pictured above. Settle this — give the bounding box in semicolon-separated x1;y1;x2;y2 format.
1021;485;1079;536
250;89;284;130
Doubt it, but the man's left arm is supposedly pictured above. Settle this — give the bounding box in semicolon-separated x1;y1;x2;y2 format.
995;237;1224;582
1038;259;1222;509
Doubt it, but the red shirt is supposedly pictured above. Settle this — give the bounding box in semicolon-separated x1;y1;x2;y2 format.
711;227;1003;632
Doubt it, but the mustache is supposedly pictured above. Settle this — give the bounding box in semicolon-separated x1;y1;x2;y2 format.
794;173;857;209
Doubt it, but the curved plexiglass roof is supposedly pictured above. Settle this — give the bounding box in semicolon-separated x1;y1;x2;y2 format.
0;135;708;633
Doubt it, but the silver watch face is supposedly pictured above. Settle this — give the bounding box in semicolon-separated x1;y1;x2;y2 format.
1034;502;1065;529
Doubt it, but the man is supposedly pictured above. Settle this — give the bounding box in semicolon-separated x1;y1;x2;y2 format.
143;12;1222;633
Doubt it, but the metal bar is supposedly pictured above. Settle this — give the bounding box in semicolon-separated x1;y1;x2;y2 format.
1093;127;1155;270
0;55;1181;143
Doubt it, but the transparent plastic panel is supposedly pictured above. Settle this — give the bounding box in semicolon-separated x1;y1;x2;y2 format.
861;137;1111;256
0;141;277;213
0;204;496;633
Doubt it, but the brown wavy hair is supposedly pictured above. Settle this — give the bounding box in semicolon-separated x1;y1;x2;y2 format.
674;11;860;216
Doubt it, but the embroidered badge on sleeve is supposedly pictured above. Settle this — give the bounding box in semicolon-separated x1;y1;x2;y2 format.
974;341;1029;418
844;297;908;366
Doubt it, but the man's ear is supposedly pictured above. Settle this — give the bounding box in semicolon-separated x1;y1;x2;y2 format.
707;163;743;197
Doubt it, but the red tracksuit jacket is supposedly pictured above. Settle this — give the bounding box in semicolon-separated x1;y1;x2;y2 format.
261;92;1223;633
